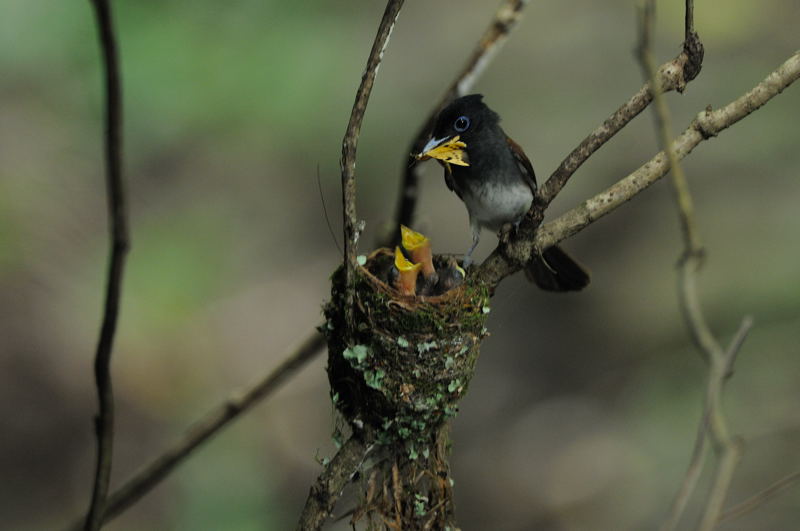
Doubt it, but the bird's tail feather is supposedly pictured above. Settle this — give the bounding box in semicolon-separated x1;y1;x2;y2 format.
525;245;590;292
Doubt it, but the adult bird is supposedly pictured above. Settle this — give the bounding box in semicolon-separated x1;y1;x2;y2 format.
416;94;589;291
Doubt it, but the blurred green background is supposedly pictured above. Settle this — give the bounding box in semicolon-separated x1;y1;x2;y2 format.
1;1;798;530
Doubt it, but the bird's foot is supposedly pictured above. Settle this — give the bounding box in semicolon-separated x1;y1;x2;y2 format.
499;222;517;245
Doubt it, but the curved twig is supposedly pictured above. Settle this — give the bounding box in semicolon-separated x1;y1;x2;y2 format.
341;0;405;332
84;1;129;529
638;3;750;529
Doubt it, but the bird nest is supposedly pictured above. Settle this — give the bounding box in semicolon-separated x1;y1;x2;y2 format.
324;248;490;451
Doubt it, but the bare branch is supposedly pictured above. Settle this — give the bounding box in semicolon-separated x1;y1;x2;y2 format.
723;316;754;377
341;0;405;331
476;50;800;287
659;409;710;531
697;437;744;531
637;4;750;530
296;433;374;530
538;50;800;250
84;0;129;529
536;15;704;206
694;318;751;531
66;330;325;531
641;0;709;524
388;0;530;238
719;470;800;524
637;0;703;258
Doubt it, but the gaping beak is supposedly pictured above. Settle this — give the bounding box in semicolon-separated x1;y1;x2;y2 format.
414;135;470;167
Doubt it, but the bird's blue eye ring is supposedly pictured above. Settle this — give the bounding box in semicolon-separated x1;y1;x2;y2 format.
453;115;470;133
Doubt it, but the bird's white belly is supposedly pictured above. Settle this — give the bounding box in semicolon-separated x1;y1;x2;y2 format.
463;181;533;232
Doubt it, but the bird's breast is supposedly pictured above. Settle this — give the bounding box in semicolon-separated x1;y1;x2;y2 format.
458;178;533;232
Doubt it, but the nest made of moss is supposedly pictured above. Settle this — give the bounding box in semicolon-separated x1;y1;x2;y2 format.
324;249;491;449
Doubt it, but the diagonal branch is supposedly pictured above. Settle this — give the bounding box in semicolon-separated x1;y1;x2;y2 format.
477;50;800;287
65;330;325;531
341;0;405;332
537;7;704;206
719;469;800;524
84;1;129;529
388;0;530;239
296;433;375;530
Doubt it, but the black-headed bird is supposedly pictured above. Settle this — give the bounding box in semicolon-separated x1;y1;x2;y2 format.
416;94;589;291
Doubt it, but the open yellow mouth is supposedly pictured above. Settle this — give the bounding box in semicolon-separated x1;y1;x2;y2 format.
394;246;422;273
400;225;428;251
415;135;470;167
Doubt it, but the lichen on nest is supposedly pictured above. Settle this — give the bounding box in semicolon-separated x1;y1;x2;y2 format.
323;248;490;450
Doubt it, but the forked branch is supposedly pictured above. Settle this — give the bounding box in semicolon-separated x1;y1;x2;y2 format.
638;3;749;530
478;51;800;286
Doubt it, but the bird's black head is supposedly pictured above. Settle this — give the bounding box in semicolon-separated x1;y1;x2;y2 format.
431;94;500;144
416;94;501;167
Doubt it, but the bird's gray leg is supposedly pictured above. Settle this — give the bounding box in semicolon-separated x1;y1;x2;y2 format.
463;220;480;268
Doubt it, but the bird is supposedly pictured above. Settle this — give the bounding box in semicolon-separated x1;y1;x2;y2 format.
415;94;589;292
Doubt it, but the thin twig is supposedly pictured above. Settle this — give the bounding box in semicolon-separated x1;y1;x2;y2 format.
296;434;374;531
66;330;325;531
719;470;800;524
698;437;744;531
536;17;704;207
474;1;706;285
84;1;129;529
638;0;703;257
341;0;405;332
388;0;530;238
477;50;800;286
637;3;749;530
723;315;754;377
638;6;714;528
659;406;710;531
694;318;751;531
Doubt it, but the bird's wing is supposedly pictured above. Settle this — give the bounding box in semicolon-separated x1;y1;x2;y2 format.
440;162;463;199
506;135;537;192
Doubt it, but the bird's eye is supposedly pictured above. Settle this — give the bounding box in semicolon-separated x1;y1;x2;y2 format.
453;115;470;133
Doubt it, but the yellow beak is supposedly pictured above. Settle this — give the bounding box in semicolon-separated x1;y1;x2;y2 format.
415;135;470;167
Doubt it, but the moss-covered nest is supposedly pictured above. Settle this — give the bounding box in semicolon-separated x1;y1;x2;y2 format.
324;248;490;449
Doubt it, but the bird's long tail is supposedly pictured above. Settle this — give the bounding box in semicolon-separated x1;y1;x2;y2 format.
525;245;590;292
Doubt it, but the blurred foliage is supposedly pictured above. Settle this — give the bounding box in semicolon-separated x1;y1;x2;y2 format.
1;1;799;530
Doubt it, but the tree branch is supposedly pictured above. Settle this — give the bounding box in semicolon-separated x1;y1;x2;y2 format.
84;1;129;529
637;0;702;258
296;433;374;530
719;469;800;524
387;0;530;239
66;330;325;531
477;50;800;287
536;6;704;206
694;317;751;531
341;0;405;331
636;3;751;530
